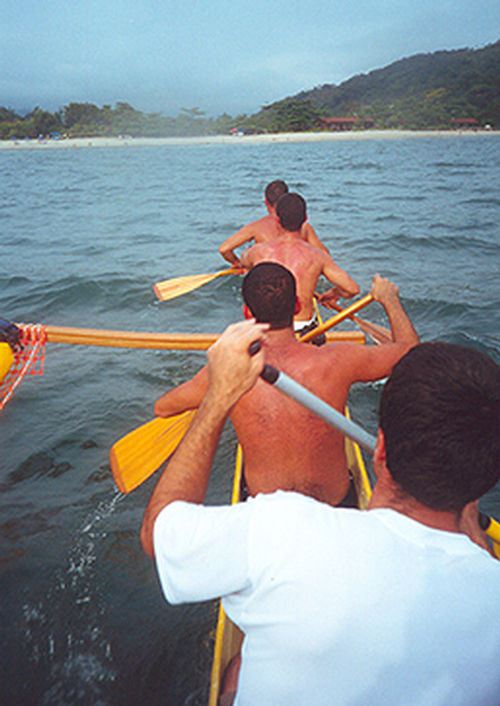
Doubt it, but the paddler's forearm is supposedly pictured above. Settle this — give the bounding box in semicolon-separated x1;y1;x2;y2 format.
141;388;230;557
382;294;419;346
219;229;249;266
154;368;208;417
370;274;419;346
323;258;359;299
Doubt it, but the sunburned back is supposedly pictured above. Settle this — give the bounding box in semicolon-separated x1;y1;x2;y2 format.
229;343;353;505
243;238;324;320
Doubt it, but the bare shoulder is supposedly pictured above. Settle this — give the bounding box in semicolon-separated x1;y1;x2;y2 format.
315;342;368;372
241;240;267;265
246;214;277;242
302;222;316;239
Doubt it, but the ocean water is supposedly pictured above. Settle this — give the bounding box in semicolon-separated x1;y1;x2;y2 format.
1;135;499;705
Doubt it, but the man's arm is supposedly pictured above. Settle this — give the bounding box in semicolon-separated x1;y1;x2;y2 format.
347;274;419;382
219;224;255;266
141;320;269;557
239;243;259;269
302;222;330;253
320;254;360;300
154;367;208;417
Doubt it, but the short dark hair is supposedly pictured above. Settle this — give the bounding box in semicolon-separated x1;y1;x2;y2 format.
379;342;500;512
242;262;296;328
265;180;288;207
276;193;307;232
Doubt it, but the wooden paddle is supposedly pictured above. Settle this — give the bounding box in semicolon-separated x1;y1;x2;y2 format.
328;303;392;345
110;409;195;493
314;295;392;346
299;294;374;343
154;267;244;301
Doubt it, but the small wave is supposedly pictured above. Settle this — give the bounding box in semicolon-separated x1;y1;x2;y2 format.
461;197;500;208
431;161;477;169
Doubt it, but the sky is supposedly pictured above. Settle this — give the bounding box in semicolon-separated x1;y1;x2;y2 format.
2;0;499;117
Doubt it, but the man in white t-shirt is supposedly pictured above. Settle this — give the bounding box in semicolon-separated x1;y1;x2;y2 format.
141;321;500;706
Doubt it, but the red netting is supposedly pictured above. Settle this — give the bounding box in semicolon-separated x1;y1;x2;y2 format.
0;324;47;410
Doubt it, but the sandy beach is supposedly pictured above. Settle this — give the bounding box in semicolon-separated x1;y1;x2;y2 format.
1;129;498;150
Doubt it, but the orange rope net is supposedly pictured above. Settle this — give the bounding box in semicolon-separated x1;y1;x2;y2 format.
0;324;47;411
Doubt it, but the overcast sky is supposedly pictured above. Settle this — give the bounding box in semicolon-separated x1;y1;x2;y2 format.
2;0;499;117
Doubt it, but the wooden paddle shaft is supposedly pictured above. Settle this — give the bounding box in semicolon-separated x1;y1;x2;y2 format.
299;294;374;342
43;325;364;350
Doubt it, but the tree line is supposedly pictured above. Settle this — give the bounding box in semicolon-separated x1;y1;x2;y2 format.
1;41;498;139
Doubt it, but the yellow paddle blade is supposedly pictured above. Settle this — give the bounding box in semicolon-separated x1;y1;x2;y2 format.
154;268;242;301
110;409;196;493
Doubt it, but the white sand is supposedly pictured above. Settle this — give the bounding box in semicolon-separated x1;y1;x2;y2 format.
1;130;498;150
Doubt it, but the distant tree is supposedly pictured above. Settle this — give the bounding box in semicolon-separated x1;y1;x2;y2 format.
20;107;63;137
260;99;322;132
63;102;102;129
0;107;21;123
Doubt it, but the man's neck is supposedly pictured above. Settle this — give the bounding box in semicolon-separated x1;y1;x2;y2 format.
368;470;461;534
264;326;298;345
279;229;302;240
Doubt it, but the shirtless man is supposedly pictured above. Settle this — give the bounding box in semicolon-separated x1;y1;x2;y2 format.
219;180;329;267
239;192;359;331
154;263;419;507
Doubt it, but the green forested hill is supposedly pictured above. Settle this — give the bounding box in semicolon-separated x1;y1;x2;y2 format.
1;41;499;138
283;41;500;129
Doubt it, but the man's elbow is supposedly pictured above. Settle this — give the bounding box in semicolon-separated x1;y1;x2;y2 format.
343;281;359;298
154;399;167;417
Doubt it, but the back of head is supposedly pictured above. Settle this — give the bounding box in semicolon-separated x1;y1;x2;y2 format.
276;193;307;232
379;342;500;512
242;262;296;329
265;180;288;207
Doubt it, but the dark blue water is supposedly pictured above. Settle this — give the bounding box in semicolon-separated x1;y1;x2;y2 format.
1;135;499;705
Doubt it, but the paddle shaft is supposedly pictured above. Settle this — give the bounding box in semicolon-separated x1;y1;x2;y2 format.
328;303;392;342
299;294;374;343
260;363;376;452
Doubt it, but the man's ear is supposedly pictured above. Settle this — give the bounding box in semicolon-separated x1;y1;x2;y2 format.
373;429;387;478
294;297;302;315
242;304;253;320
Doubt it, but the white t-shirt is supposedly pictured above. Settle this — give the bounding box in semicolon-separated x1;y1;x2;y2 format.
154;491;500;706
